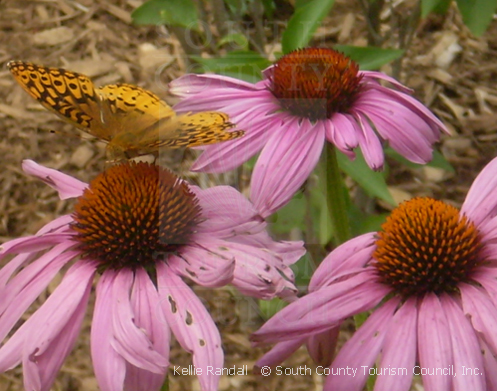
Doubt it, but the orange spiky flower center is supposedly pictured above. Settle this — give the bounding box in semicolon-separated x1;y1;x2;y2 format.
269;47;363;121
72;162;201;270
373;198;484;297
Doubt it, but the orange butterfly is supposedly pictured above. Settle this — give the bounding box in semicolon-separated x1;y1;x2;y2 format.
8;61;244;160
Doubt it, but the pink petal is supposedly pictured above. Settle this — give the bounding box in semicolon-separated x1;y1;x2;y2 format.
124;268;170;391
309;233;376;291
169;73;260;97
461;156;497;227
22;160;87;200
325;112;360;152
375;298;417;391
192;185;264;237
251;272;388;344
110;269;168;373
417;293;452;391
195;237;297;299
21;261;94;391
36;215;73;235
254;338;306;370
92;271;127;391
460;283;497;354
0;243;79;344
0;233;73;256
360;70;413;94
325;298;397;391
441;294;486;391
191;118;272;173
250;118;326;217
306;326;340;367
157;263;222;391
480;339;497;391
168;249;235;288
353;113;384;170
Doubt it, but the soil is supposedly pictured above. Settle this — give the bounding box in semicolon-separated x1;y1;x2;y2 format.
0;0;496;390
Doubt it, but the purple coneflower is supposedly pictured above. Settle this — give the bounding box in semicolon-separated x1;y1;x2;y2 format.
0;160;304;391
251;156;497;391
170;47;448;217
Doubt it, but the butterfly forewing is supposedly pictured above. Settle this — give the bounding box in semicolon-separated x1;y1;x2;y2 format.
7;61;116;141
8;60;245;161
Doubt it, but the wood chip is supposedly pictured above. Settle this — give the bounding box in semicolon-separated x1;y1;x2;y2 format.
32;26;75;46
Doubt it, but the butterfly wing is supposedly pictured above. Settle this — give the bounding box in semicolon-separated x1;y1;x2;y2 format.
106;111;244;160
96;83;176;132
7;61;114;141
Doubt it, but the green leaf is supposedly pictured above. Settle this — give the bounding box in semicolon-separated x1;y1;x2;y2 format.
456;0;497;36
281;0;336;54
258;298;288;319
132;0;198;30
192;50;270;82
334;45;404;70
261;0;276;17
336;150;396;206
421;0;452;17
217;33;249;50
269;192;307;234
385;148;455;173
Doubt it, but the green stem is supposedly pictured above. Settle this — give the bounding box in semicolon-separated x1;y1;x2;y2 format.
323;144;351;246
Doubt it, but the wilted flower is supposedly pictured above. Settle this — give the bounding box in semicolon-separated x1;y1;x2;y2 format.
0;161;304;391
251;156;497;391
171;47;448;217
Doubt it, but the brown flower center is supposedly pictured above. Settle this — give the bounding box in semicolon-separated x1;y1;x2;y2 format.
373;198;484;297
72;162;201;270
269;47;363;121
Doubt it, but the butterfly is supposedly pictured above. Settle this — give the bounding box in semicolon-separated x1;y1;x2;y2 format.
7;61;244;160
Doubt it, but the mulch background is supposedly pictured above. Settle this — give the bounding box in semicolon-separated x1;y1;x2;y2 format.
0;0;496;390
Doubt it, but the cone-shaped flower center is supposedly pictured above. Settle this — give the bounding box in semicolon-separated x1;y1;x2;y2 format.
72;162;201;270
373;198;484;297
269;48;363;121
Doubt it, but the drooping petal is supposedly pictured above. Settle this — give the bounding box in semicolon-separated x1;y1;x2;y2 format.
191;185;265;238
441;294;486;391
306;326;340;367
21;260;94;391
254;338;306;370
418;293;452;391
375;298;417;391
0;232;73;256
167;250;235;288
460;283;497;354
157;263;222;391
124;268;170;391
0;243;78;343
309;233;376;291
22;160;87;199
193;236;297;299
353;113;384;170
251;272;388;344
110;269;168;374
325;298;397;391
92;271;127;391
461;156;497;228
480;339;497;391
325;112;360;153
250;117;326;217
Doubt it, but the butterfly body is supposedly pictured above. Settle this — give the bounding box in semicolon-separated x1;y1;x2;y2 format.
7;61;244;160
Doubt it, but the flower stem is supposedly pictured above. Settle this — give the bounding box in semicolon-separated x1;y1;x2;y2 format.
323;143;351;246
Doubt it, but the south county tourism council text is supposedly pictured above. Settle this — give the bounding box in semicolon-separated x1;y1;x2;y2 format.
258;365;484;377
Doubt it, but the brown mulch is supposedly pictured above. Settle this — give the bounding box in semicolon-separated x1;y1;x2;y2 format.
0;0;496;390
